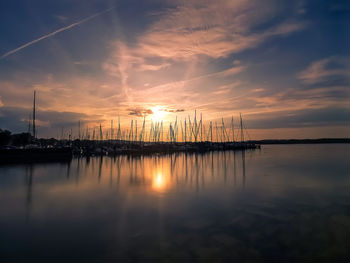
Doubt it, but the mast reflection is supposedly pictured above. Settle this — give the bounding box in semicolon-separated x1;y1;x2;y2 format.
25;165;33;221
21;150;249;212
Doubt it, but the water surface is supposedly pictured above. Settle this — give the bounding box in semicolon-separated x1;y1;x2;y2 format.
1;145;350;262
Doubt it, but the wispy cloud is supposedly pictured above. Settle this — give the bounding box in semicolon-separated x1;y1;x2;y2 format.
245;106;350;129
212;82;242;95
100;0;305;119
297;56;350;86
0;106;103;136
1;7;114;59
53;15;69;23
136;63;171;72
134;0;304;60
249;86;350;113
163;108;185;113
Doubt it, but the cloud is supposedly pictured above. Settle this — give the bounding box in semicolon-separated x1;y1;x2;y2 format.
102;37;247;109
100;0;304;118
248;86;350;113
134;0;304;60
127;106;184;117
1;7;115;59
136;63;171;72
0;106;103;136
212;88;231;95
297;56;350;86
246;107;350;129
212;82;241;95
163;108;185;113
0;73;128;121
54;15;69;23
128;108;153;117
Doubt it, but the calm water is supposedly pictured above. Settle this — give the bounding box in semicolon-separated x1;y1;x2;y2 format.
1;145;350;262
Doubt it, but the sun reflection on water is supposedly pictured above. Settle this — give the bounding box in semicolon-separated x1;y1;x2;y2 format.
152;172;168;192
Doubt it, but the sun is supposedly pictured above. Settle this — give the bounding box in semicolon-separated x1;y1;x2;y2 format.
151;106;167;121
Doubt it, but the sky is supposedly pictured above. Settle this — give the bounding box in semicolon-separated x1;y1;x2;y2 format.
0;0;349;139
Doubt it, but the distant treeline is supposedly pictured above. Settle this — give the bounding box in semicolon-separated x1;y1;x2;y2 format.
0;129;32;146
0;129;60;147
249;138;350;144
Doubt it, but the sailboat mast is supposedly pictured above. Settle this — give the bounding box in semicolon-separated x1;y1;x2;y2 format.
32;90;36;138
200;113;203;142
27;113;31;134
78;120;81;140
210;121;213;142
117;116;121;140
231;116;234;142
111;120;113;141
184;118;187;143
240;113;244;142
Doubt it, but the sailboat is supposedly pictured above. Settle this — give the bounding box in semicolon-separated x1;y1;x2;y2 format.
0;91;73;163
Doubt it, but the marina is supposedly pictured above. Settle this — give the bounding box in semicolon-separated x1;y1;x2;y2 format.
0;91;260;162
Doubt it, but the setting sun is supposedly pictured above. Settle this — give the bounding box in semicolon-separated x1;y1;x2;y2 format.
151;106;167;121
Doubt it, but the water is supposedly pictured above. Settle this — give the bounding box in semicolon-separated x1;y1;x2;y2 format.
1;144;350;262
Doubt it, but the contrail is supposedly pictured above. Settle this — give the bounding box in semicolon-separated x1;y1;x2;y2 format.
1;7;114;59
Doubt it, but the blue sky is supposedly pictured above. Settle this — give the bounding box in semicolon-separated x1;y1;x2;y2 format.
0;0;349;138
